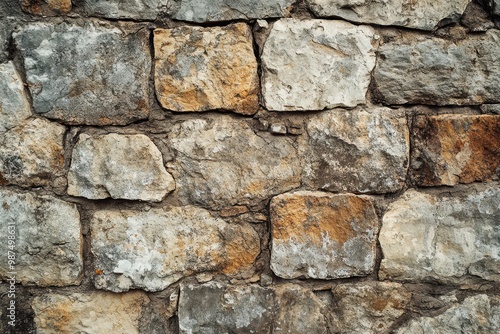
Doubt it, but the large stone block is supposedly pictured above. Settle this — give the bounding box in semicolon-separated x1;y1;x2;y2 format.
379;184;500;284
307;0;469;31
14;22;150;125
68;133;175;202
166;115;300;208
79;0;167;20
299;107;409;193
374;30;500;105
270;191;378;279
21;0;72;15
154;23;259;115
0;62;31;132
91;206;260;292
0;188;82;286
412;114;500;186
262;19;378;111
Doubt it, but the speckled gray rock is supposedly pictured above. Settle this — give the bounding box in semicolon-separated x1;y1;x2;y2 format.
262;19;378;111
79;0;168;20
380;184;500;284
299;107;409;193
166;115;301;209
68;134;175;202
0;62;31;132
307;0;469;30
0;20;9;63
14;22;150;125
91;206;260;292
374;30;500;105
494;0;500;15
0;188;82;286
396;295;500;334
0;118;66;187
169;0;294;22
481;104;500;114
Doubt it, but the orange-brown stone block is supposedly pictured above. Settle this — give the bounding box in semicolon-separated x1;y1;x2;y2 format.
21;0;72;15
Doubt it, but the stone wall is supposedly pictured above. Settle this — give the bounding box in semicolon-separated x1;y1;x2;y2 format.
1;1;499;333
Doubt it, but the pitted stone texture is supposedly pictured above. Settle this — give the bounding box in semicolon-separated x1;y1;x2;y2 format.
374;30;500;106
331;282;411;334
21;0;72;15
495;0;500;15
380;184;500;284
166;116;300;209
0;21;10;63
0;118;65;187
169;0;294;22
79;0;167;20
91;206;260;292
299;107;409;193
0;62;31;132
154;23;259;115
307;0;469;31
270;191;378;279
396;295;500;334
412;115;500;186
14;22;150;125
481;104;500;114
262;19;378;111
0;188;82;286
68;133;174;202
33;292;148;334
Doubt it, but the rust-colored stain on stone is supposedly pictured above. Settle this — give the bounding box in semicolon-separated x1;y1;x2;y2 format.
22;0;72;15
222;224;260;275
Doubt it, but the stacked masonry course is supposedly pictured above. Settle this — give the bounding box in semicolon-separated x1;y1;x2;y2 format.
1;0;500;333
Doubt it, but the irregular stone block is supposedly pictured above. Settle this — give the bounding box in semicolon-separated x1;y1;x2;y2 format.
299;107;409;193
412;115;500;186
495;0;500;16
154;23;259;115
91;206;260;292
21;0;72;15
169;0;294;22
481;104;500;114
0;118;65;187
0;188;82;286
33;292;148;334
79;0;167;20
0;62;31;132
307;0;469;31
331;282;411;334
396;295;500;334
379;184;500;284
262;19;378;111
374;30;500;105
0;21;9;63
14;22;150;125
68;133;175;202
270;191;378;279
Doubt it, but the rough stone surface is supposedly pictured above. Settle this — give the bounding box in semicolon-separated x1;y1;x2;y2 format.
412;115;500;186
396;295;500;334
68;133;175;202
32;292;148;334
154;23;259;115
0;62;31;132
14;22;150;125
262;19;378;111
331;282;411;334
380;184;500;284
270;191;378;279
495;0;500;15
0;20;10;63
91;206;260;292
0;118;66;187
481;104;500;114
79;0;167;20
0;188;82;286
299;107;409;193
461;1;495;32
166;115;300;209
21;0;72;15
307;0;469;31
374;30;500;105
169;0;294;22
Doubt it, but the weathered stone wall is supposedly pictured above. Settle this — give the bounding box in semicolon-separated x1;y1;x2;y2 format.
1;0;499;333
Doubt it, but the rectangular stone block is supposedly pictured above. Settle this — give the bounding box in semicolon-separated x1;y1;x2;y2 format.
79;0;167;20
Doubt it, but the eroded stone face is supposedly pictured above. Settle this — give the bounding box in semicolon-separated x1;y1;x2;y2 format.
411;114;500;186
154;23;259;115
0;188;82;286
14;22;150;125
166;115;300;209
91;206;260;292
80;0;167;20
379;184;500;284
262;19;378;111
270;191;378;279
307;0;469;31
68;133;175;202
21;0;72;15
32;292;148;334
374;30;500;105
299;107;409;193
0;62;31;132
